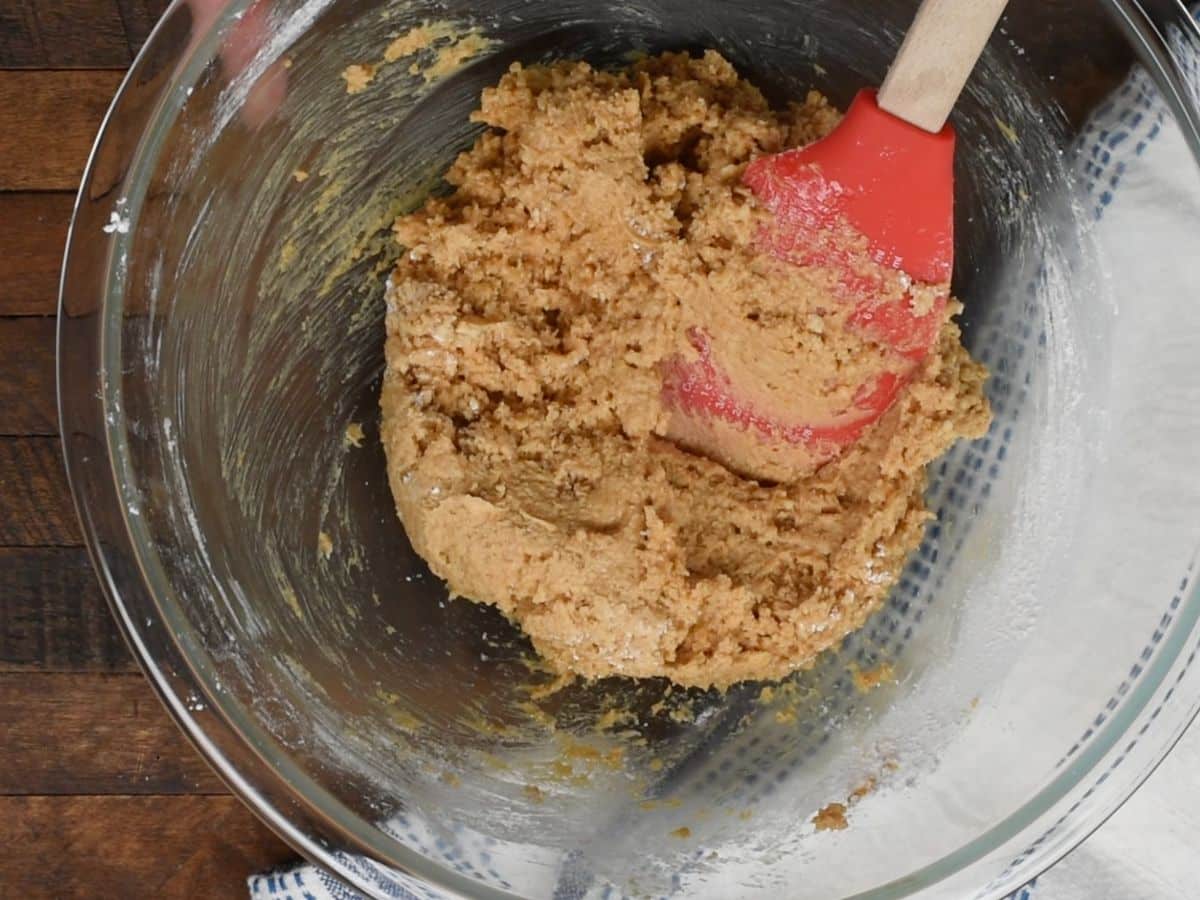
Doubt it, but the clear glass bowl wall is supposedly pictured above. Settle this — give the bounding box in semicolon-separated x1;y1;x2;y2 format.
58;1;1200;898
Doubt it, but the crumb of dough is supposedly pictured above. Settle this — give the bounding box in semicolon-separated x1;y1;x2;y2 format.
318;531;334;558
523;784;545;803
670;826;692;839
281;586;303;618
390;708;422;732
380;51;991;688
293;169;309;182
813;802;848;832
851;661;896;693
995;116;1020;144
342;63;376;94
849;776;877;804
344;422;366;447
595;707;636;731
386;22;492;82
279;240;297;270
526;670;576;700
814;774;879;832
417;33;492;83
384;21;458;62
558;737;624;770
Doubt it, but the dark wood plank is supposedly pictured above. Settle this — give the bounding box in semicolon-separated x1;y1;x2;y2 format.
116;0;170;54
0;547;134;673
0;70;124;191
0;794;294;899
0;318;57;435
0;438;79;546
0;1;45;67
0;193;74;316
0;672;226;795
0;1;131;68
0;0;132;67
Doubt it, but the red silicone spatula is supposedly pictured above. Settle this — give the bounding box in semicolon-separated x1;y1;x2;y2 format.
661;0;1009;481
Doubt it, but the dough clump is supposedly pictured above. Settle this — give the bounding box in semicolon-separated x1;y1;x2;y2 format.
381;51;991;688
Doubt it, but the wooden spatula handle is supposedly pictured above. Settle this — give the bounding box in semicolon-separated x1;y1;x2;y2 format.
877;0;1009;133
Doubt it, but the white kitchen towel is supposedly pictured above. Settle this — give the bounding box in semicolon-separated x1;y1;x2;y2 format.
249;25;1200;900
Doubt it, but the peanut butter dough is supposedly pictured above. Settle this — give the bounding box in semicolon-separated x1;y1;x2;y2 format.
381;51;991;688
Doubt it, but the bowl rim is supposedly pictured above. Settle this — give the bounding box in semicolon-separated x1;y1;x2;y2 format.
56;1;1200;898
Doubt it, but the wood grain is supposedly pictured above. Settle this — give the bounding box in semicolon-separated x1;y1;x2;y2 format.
0;0;133;68
0;673;226;794
116;0;172;55
0;795;294;899
0;2;45;67
0;438;80;546
0;193;74;316
0;70;124;190
0;318;57;435
0;547;134;673
0;4;302;895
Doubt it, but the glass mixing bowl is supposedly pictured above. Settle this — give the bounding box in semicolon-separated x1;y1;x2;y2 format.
58;0;1200;897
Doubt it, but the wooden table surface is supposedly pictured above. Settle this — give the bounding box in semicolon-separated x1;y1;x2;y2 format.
0;3;297;897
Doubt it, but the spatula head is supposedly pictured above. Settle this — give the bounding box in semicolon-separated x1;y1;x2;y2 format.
744;89;956;285
660;90;958;481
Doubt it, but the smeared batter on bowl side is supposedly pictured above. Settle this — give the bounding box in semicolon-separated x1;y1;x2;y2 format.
380;51;990;688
